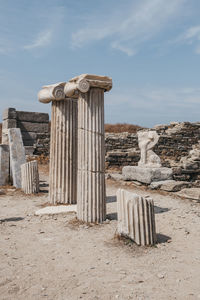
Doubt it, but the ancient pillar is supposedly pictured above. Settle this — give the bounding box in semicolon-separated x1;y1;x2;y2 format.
117;189;157;246
65;74;112;223
38;82;78;204
21;160;39;194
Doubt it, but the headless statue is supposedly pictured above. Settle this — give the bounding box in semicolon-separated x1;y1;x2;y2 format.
138;131;161;168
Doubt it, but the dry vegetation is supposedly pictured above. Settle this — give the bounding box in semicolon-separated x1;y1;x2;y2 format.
105;123;144;133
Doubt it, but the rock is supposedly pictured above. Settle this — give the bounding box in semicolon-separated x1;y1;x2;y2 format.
35;205;77;216
150;180;191;192
108;173;123;181
176;188;200;201
122;166;173;184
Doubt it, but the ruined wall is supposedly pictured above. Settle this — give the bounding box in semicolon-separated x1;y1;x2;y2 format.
2;108;50;156
105;122;200;169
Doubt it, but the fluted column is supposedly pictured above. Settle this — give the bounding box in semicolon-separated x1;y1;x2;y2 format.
21;160;39;194
65;74;112;223
38;82;77;204
117;189;157;246
50;99;77;204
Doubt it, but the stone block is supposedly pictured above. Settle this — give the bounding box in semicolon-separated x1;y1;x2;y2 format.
176;188;200;201
25;146;35;156
8;128;26;188
150;180;191;191
0;145;10;186
16;111;49;123
3;108;16;120
122;166;173;184
2;119;17;130
17;121;49;133
117;189;156;246
21;132;37;140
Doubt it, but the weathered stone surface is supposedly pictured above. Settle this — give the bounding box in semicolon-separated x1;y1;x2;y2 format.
150;180;191;191
138;130;161;168
64;74;112;98
17;121;49;133
77;87;107;223
38;82;66;103
8;128;26;188
117;189;156;246
21;160;39;194
16;111;49;123
0;145;10;186
2;119;17;129
122;166;173;184
35;205;77;216
21;132;37;140
176;188;200;201
24;146;35;156
3;108;16;120
49;99;78;204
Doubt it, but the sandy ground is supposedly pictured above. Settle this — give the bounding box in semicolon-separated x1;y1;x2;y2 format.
0;170;200;300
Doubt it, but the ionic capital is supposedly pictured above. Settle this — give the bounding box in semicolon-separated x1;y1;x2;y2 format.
38;82;66;103
64;74;112;98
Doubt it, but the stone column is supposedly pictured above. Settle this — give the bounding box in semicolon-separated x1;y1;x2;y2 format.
21;160;39;194
38;82;78;204
65;74;112;223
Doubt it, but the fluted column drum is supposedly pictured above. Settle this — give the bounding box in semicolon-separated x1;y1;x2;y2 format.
49;99;78;204
77;88;106;223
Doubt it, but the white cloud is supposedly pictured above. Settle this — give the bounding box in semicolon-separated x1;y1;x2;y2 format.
24;29;53;50
71;0;185;55
174;25;200;54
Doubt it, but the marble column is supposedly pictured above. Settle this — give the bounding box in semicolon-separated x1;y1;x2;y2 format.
65;74;112;223
38;82;77;204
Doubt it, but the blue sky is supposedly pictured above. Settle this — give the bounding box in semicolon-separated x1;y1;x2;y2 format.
0;0;200;127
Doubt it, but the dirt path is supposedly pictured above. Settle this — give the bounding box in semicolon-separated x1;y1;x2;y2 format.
0;172;200;300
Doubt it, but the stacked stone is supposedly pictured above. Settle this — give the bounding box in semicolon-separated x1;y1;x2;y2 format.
64;74;112;223
105;122;200;171
117;189;156;246
21;160;39;194
2;108;50;156
38;82;78;204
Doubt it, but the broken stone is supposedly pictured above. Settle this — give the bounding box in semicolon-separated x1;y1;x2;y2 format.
176;188;200;201
150;180;191;192
122;166;173;184
117;189;156;246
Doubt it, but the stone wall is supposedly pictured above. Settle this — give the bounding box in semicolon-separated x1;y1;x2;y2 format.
105;122;200;169
2;108;50;156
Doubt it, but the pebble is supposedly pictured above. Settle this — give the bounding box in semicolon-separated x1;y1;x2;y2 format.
157;272;166;279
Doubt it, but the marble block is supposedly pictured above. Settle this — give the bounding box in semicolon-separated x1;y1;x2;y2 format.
8;128;26;188
122;166;173;184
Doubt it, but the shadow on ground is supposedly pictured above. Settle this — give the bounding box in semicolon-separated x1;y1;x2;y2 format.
156;233;171;244
0;217;24;223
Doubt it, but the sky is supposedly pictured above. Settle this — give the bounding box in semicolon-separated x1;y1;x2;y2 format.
0;0;200;127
